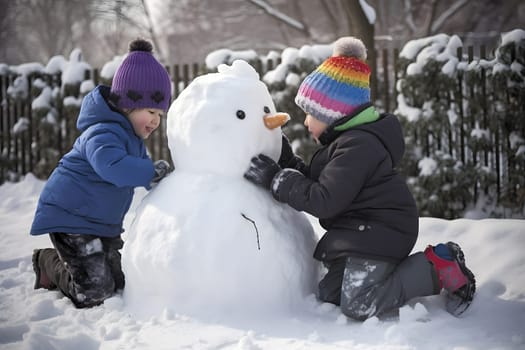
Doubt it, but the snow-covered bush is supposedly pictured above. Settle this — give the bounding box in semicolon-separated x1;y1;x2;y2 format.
206;30;524;219
397;29;525;218
0;50;92;180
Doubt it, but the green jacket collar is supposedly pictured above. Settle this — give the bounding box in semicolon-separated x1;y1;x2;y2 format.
318;103;379;145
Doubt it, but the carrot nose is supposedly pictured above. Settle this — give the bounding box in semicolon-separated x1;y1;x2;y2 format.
263;113;290;130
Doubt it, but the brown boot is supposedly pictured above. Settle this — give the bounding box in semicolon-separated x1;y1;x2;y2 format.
32;249;56;290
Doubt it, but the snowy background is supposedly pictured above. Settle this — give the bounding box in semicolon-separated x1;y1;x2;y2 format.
0;31;524;350
1;0;524;347
1;174;524;349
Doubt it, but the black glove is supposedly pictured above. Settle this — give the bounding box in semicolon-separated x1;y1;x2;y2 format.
244;154;281;189
151;160;172;183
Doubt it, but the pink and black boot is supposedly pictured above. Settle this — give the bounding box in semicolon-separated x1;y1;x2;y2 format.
424;242;476;316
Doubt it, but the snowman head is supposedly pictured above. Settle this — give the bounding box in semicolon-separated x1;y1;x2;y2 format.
167;60;288;178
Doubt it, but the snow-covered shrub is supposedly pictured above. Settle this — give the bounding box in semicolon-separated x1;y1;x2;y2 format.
1;49;92;180
397;29;525;218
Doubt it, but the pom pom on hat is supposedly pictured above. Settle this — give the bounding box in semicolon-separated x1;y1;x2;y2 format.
110;38;172;112
129;38;153;53
295;36;371;125
332;36;367;60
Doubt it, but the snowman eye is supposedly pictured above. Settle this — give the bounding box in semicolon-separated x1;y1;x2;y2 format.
264;106;270;114
236;110;246;120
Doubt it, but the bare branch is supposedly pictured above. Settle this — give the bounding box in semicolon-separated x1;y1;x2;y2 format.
430;0;470;34
320;0;340;34
246;0;306;32
423;0;439;36
403;0;417;34
140;0;166;63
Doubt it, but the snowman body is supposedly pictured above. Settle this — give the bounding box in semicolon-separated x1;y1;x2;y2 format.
123;61;318;318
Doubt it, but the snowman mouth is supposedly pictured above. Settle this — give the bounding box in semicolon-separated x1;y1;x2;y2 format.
264;113;290;129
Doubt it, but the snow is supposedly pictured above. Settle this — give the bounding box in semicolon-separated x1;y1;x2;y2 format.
205;49;258;71
0;63;9;75
517;145;525;157
1;174;525;349
11;62;44;76
61;48;91;86
509;132;524;149
401;34;463;77
32;78;47;90
3;48;92;106
205;42;334;86
471;126;490;141
80;80;95;94
6;75;29;100
44;55;67;75
63;96;82;107
262;43;332;85
31;87;52;111
285;72;301;86
100;56;124;80
418;157;438;177
501;29;525;46
12;117;29;134
447;105;458;125
395;93;421;122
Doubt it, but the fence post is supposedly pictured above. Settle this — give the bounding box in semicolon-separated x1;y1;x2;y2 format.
393;48;399;111
182;64;190;88
253;58;263;76
192;63;200;79
382;48;390;112
0;75;7;183
0;75;6;183
456;47;466;164
26;75;33;174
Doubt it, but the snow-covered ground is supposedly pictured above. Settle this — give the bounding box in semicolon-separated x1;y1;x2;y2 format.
1;174;524;350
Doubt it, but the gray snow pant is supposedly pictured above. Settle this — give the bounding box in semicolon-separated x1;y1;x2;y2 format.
318;252;440;321
35;233;125;308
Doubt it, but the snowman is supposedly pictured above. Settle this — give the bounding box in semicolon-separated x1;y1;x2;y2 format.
122;60;318;319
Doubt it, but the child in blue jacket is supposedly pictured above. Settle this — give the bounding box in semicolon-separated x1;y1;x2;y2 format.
30;39;172;308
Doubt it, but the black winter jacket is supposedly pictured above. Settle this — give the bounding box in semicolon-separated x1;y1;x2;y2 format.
272;105;419;263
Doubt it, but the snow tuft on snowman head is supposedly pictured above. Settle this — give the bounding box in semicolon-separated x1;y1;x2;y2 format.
217;60;260;81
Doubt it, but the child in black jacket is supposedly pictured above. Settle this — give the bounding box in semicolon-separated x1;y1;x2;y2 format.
244;37;475;319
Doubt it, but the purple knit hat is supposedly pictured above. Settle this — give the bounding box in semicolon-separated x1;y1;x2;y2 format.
110;39;171;112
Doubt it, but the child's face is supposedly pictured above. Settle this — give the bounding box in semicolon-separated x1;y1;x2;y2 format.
127;108;164;139
304;114;328;143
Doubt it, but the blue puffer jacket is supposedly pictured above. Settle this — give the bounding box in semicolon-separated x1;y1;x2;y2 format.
30;86;155;237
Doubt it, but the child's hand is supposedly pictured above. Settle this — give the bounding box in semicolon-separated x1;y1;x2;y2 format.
244;154;281;190
152;160;172;183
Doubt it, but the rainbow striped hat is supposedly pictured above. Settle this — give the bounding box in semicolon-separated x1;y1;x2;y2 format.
295;37;370;125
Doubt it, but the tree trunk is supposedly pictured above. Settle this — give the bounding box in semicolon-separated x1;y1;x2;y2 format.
339;0;377;101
